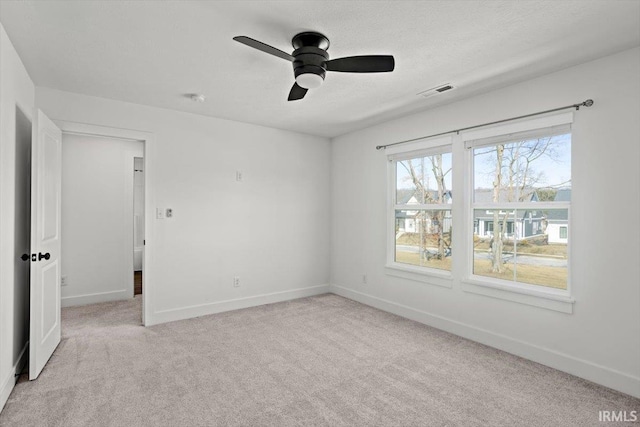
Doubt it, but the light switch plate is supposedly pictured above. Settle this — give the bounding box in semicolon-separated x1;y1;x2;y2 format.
156;208;164;219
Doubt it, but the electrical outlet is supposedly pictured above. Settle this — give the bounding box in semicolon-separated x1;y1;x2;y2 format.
362;274;367;284
236;170;242;182
166;208;173;218
61;275;68;286
233;276;240;287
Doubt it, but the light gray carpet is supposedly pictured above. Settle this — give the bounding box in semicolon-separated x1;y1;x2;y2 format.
1;294;638;426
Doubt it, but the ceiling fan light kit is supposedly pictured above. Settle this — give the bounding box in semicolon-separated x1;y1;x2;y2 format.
233;31;395;101
295;73;323;89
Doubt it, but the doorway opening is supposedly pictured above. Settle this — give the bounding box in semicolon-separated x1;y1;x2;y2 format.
59;129;147;324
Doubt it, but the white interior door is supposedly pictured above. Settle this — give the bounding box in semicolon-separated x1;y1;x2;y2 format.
29;109;62;380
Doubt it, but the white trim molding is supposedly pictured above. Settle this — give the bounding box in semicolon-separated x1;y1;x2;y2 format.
462;279;574;313
61;290;131;308
148;284;331;326
385;264;453;288
0;341;28;413
53;120;155;326
460;111;574;143
330;284;640;399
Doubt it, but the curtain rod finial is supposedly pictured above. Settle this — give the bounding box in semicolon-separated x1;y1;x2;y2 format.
576;99;594;110
376;145;384;150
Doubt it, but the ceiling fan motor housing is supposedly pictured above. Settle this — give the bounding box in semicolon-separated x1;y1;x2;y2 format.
292;32;330;88
293;47;328;81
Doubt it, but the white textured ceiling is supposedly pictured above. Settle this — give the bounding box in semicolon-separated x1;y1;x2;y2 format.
1;1;639;138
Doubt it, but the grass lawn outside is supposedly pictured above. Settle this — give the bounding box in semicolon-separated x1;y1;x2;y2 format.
395;248;567;290
395;251;452;271
473;239;567;258
473;259;567;290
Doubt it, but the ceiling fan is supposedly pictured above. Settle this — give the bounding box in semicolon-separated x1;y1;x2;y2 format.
233;32;395;101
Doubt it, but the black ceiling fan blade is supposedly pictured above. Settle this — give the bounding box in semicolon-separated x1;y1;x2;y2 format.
233;36;295;62
288;83;308;101
326;55;395;73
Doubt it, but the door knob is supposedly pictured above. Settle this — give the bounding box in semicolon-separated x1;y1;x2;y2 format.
38;252;50;261
21;254;29;261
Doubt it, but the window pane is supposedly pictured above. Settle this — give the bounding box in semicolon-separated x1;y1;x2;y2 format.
395;209;452;271
473;134;571;203
559;226;568;239
473;209;568;290
396;153;452;204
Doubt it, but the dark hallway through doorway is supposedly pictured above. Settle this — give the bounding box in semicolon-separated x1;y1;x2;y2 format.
134;271;142;295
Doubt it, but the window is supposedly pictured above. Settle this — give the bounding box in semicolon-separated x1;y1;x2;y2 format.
469;125;571;291
559;226;568;239
389;142;453;275
384;114;574;310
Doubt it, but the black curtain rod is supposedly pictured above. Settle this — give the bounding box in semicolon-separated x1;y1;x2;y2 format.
375;99;594;150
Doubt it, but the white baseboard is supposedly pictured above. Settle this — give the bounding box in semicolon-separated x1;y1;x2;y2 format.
148;284;331;326
330;284;640;399
0;341;28;414
61;289;129;307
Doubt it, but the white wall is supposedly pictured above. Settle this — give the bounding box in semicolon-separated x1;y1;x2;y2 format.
61;134;143;307
330;48;640;398
36;87;332;325
0;23;34;412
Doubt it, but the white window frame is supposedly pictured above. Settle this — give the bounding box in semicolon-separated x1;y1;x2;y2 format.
385;136;453;287
460;112;575;313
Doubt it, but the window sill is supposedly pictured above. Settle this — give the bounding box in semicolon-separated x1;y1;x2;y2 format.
461;277;574;313
385;263;453;288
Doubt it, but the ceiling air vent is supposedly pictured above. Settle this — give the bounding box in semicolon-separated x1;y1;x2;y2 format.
418;83;456;99
436;85;454;92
